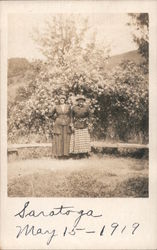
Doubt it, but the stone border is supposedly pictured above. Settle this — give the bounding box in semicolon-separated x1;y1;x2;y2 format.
7;142;149;161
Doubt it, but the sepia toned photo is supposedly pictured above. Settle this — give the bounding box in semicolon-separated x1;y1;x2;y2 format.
7;12;149;198
1;1;157;249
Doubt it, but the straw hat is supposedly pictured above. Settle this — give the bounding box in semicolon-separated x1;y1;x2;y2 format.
59;94;66;100
76;95;86;101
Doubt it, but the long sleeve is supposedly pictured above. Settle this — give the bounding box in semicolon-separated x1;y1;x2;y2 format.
88;105;93;124
70;106;74;124
51;105;56;114
51;105;57;120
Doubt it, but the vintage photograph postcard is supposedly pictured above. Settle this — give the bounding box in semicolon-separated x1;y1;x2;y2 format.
0;0;157;249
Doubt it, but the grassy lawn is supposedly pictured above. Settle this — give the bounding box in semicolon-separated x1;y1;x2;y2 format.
8;155;148;197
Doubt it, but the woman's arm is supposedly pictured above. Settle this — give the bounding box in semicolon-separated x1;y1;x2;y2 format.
87;103;94;132
51;105;57;125
70;106;74;131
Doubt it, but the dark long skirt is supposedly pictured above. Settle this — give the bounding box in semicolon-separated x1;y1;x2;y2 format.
53;125;71;157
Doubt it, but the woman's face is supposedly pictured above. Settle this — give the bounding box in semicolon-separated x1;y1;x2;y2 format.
78;99;85;106
60;98;65;104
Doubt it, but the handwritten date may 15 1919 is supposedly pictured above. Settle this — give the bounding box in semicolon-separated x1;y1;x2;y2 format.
15;201;140;246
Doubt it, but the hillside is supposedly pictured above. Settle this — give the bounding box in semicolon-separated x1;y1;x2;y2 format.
8;50;144;103
106;50;144;70
8;58;36;103
8;58;31;78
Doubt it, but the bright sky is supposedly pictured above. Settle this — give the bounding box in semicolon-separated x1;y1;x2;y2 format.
8;13;137;61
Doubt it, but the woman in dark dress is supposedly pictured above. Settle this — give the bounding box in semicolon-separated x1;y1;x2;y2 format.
70;95;91;158
52;95;71;158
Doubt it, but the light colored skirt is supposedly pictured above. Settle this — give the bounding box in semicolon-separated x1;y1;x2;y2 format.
70;128;91;154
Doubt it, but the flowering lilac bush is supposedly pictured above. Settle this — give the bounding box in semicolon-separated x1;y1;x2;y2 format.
8;16;148;143
8;58;148;143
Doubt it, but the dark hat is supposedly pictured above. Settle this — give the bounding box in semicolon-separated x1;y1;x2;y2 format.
76;95;86;101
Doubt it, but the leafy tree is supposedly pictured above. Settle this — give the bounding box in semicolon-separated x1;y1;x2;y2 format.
8;14;148;144
8;15;110;142
128;13;149;63
105;60;148;142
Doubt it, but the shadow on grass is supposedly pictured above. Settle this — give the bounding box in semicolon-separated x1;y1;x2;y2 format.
8;170;148;198
111;177;148;197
